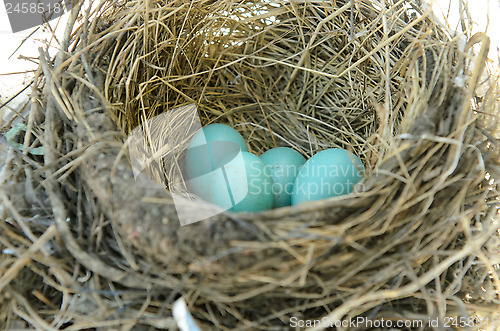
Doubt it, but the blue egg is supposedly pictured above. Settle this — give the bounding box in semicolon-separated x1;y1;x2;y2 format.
187;123;248;152
185;123;249;200
291;148;364;205
208;152;274;212
260;147;306;208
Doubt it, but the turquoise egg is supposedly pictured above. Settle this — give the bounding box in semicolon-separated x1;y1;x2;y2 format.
185;123;249;200
291;148;364;205
208;152;274;212
260;147;306;208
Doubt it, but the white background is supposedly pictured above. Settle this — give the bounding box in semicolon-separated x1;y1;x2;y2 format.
0;0;72;119
0;0;499;119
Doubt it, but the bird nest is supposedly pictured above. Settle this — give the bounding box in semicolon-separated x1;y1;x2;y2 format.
1;0;500;329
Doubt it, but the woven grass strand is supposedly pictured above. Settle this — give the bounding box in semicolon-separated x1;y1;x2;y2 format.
1;0;500;329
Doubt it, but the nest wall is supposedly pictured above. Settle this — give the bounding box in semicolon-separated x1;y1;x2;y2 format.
1;0;500;329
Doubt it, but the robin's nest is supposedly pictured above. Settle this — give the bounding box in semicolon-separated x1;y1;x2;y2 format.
1;0;500;329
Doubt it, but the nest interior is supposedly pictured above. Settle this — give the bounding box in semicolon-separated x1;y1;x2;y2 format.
1;0;500;329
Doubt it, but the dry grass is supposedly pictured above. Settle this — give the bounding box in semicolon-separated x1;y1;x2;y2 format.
1;0;500;329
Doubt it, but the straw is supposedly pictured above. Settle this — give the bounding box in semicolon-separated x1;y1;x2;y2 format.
1;0;499;329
